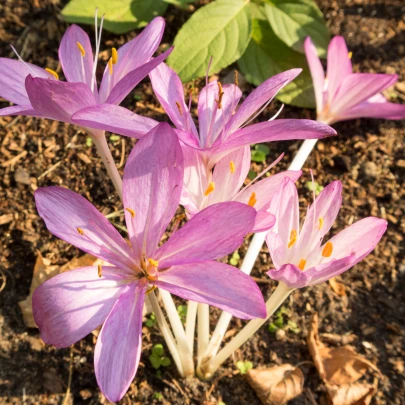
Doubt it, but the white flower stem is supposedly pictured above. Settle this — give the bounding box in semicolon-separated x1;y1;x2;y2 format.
199;138;318;374
149;291;185;376
198;283;292;379
89;130;123;200
185;301;198;354
197;304;210;364
159;289;195;376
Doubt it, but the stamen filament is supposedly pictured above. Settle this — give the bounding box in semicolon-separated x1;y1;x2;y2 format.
176;101;183;115
125;208;136;218
111;47;118;64
318;217;324;230
45;68;59;80
97;264;102;278
229;161;235;174
287;229;297;248
215;81;224;109
76;42;85;57
204;182;215;196
108;58;113;75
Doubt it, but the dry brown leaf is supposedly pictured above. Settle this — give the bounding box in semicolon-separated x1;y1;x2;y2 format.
245;364;304;405
321;333;357;346
18;251;100;328
307;313;380;385
326;382;377;405
329;278;346;296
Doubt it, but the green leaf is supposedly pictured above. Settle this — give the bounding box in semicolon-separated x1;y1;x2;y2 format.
238;19;316;108
109;135;120;142
161;357;171;367
85;137;93;147
268;323;279;333
153;392;164;400
274;315;284;328
264;0;329;57
256;144;270;155
236;360;253;374
306;181;324;195
248;170;256;180
149;354;162;369
229;250;240;266
251;150;266;162
61;0;168;34
152;344;164;357
167;0;252;82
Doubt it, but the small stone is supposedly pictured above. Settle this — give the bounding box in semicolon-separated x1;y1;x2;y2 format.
15;167;30;185
359;161;381;181
80;389;93;400
275;329;286;341
396;159;405;168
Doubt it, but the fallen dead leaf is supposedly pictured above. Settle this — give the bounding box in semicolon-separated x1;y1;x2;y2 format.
326;382;377;405
307;313;380;385
329;278;346;296
245;364;304;405
321;333;357;346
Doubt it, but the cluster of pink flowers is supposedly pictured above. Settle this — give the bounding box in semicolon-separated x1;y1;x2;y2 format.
1;17;402;402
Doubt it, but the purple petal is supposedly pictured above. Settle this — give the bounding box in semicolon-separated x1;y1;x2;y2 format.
95;281;145;403
235;170;302;212
252;211;276;233
58;24;95;90
267;264;311;289
225;69;302;134
99;17;165;103
25;75;96;124
304;37;325;114
150;62;198;136
265;232;286;269
105;47;173;106
215;120;336;154
331;73;398;115
0;104;43;117
0;58;53;105
154;261;266;319
123;122;184;259
198;80;242;147
35;187;135;270
156;202;256;267
326;36;352;103
32;266;127;348
73;103;158;138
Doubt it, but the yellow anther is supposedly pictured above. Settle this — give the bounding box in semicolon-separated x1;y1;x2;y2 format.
216;81;224;109
229;161;235;174
126;208;136;218
287;229;297;248
348;51;353;59
148;258;159;267
76;42;85;57
247;192;257;207
322;241;333;258
146;285;157;294
234;70;239;87
318;217;324;230
108;58;113;75
97;264;102;278
298;258;306;271
146;274;158;282
77;227;85;235
45;68;59;80
204;182;215;196
111;47;118;64
176;101;183;115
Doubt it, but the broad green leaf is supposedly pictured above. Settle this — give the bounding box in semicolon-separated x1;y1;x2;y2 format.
61;0;168;34
167;0;252;82
161;357;171;367
149;354;162;369
238;19;316;108
264;0;329;57
152;343;164;357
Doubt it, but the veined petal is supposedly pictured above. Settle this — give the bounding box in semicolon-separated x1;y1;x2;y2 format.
198;80;242;147
208;146;251;205
150;62;198;136
73;103;158;138
296;181;342;255
95;281;145;403
99;17;165;103
156;202;256;267
267;264;311;289
304;37;325;114
154;261;266;319
235;170;302;212
32;266;127;348
331;73;398;115
123;123;184;259
225;69;302;134
0;104;44;118
35;187;135;270
326;36;352;103
0;58;53;105
252;211;276;233
25;75;96;124
265;232;286;269
105;47;173;105
58;24;95;90
215;120;336;154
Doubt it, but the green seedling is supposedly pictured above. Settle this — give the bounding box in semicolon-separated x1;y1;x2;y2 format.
85;137;92;147
306;180;324;195
229;250;240;266
109;135;120;142
177;305;187;324
236;360;253;374
268;306;300;334
145;313;156;328
251;144;270;162
149;344;171;370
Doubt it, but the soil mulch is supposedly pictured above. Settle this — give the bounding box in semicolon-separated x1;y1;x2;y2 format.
0;0;404;404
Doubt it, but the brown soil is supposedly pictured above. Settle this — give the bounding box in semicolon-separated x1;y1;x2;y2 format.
0;0;404;404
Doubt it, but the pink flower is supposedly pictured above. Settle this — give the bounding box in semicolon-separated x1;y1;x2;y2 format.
0;18;171;138
305;36;405;124
265;179;387;289
182;145;302;232
32;122;266;402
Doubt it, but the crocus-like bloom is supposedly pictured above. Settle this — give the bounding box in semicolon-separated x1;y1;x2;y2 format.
74;62;336;167
265;179;387;289
33;123;266;402
182;145;302;232
0;17;170;138
305;36;405;124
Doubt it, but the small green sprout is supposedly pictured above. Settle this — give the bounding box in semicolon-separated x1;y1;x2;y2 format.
85;137;92;147
229;250;240;266
306;181;324;196
248;169;256;180
236;360;253;374
251;144;270;162
177;305;187;324
109;135;120;142
145;313;156;328
149;344;171;370
153;392;164;401
268;307;300;334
